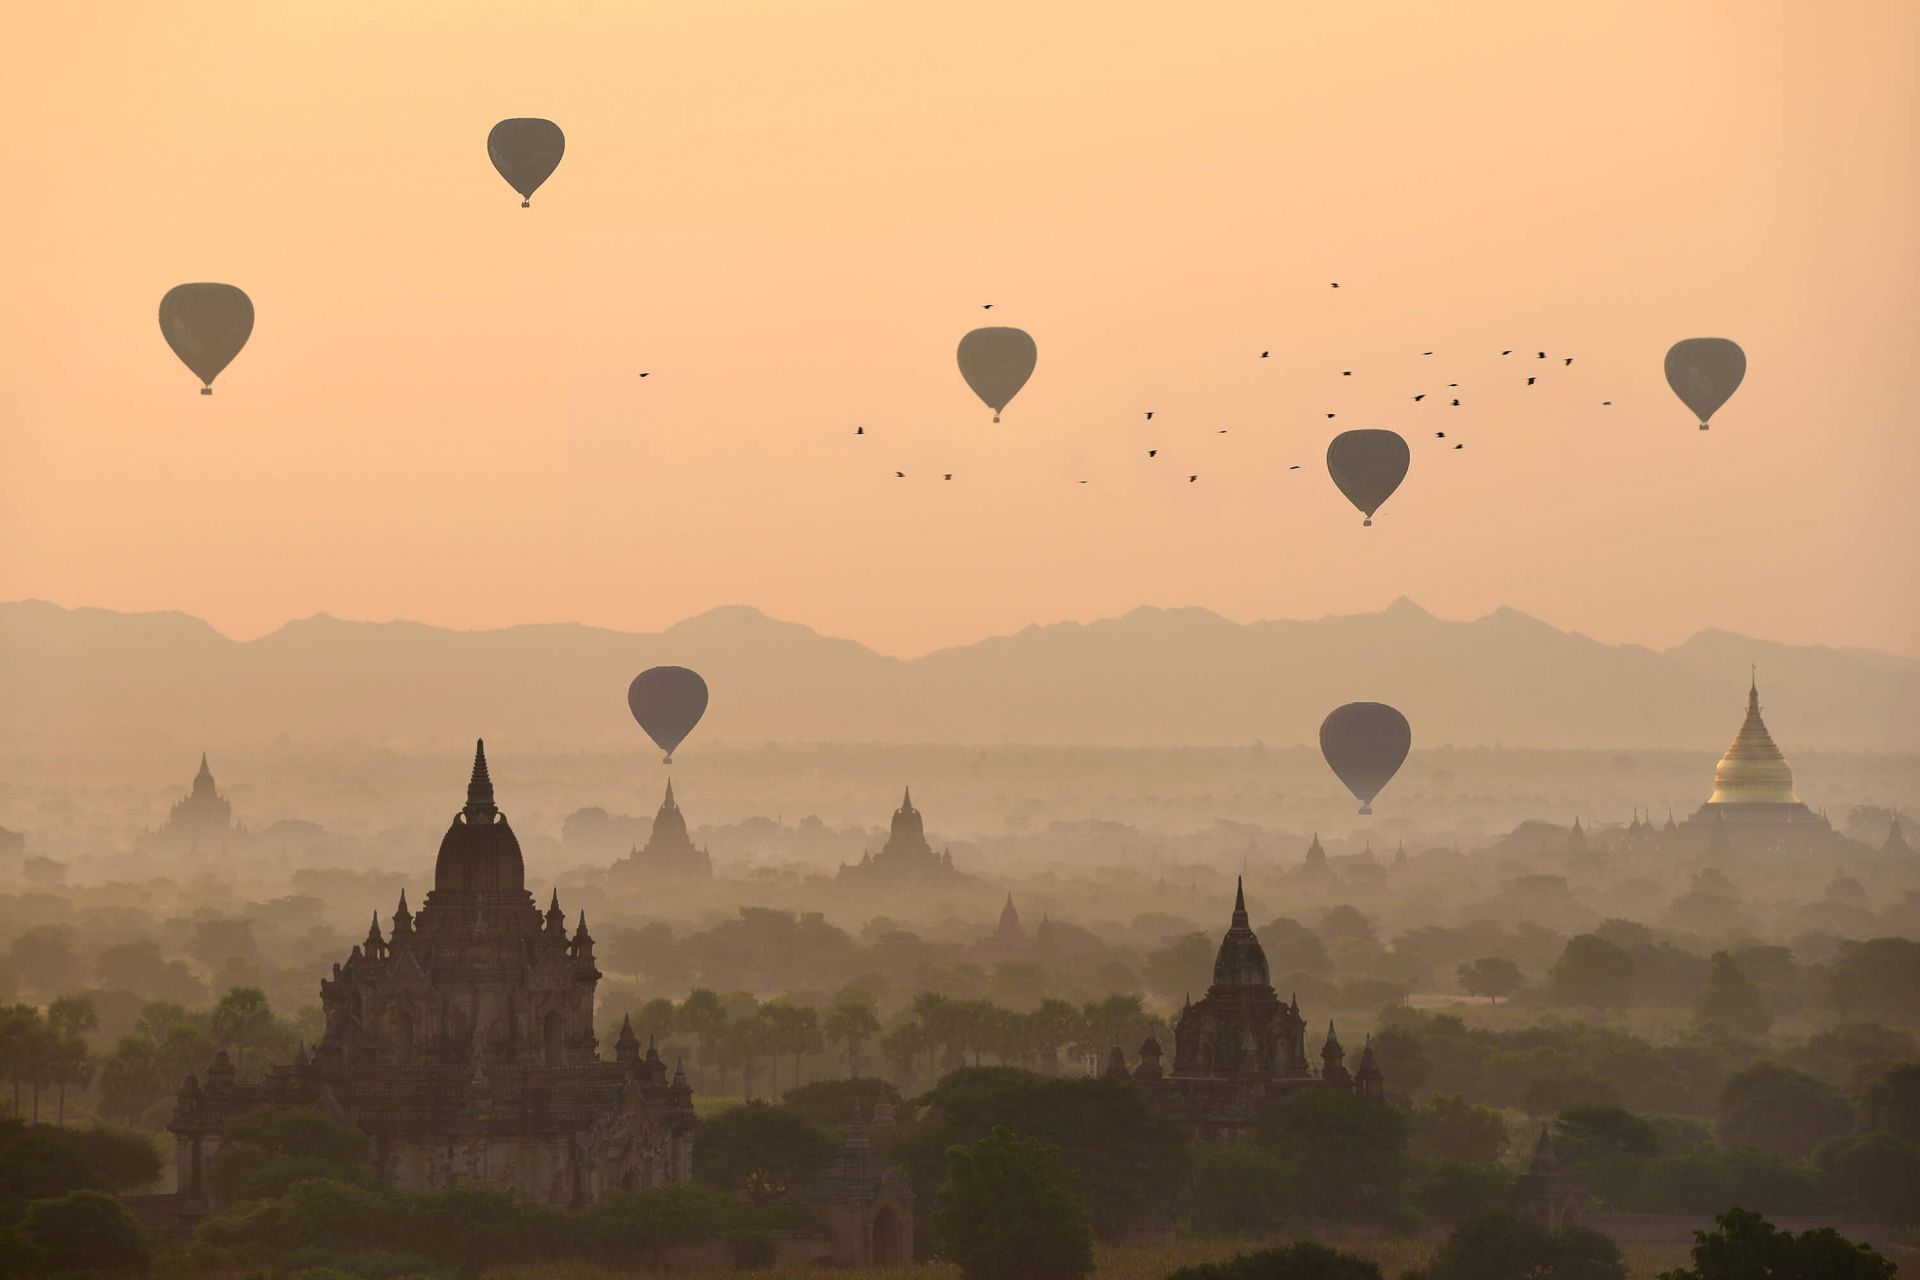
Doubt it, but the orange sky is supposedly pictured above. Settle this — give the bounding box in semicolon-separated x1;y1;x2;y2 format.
2;2;1915;658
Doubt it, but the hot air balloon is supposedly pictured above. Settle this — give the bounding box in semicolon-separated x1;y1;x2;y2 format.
1664;338;1746;430
158;284;253;395
488;118;566;207
1326;429;1409;526
957;327;1037;422
627;667;708;764
1320;702;1411;815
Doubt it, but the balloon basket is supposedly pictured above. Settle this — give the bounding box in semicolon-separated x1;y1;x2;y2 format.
1362;518;1372;527
1699;423;1709;431
662;754;673;765
1359;805;1372;815
200;387;212;396
522;200;531;208
992;414;1000;423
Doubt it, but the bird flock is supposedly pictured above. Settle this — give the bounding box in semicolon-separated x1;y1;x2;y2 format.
151;118;1751;531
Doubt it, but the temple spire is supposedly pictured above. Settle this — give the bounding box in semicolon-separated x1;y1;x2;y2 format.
1232;875;1247;924
901;785;913;811
465;739;497;819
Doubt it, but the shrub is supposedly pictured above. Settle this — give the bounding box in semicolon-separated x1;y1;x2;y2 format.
20;1189;149;1275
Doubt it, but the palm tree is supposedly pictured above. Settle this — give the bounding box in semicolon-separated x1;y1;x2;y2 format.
824;991;881;1077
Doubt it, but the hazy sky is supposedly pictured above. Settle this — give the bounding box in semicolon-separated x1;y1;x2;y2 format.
2;2;1915;658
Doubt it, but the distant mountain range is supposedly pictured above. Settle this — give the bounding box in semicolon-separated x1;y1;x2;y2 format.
2;599;1914;750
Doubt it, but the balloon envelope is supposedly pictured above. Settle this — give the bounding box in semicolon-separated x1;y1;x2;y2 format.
957;327;1037;422
1664;338;1746;429
1320;702;1411;814
1326;429;1410;526
627;667;709;763
488;118;566;206
159;284;253;393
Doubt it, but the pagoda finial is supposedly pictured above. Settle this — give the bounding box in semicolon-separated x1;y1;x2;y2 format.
663;776;676;807
465;739;496;818
1233;875;1247;922
901;785;913;811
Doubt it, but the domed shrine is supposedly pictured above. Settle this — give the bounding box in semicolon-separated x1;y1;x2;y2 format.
170;741;698;1215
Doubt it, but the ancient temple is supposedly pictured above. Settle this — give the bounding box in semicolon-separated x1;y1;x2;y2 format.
1515;1124;1584;1231
140;753;239;854
836;787;966;884
808;1104;914;1266
966;893;1034;967
1683;674;1831;848
170;741;697;1214
1109;879;1385;1140
1884;818;1910;856
1301;832;1328;874
609;779;712;882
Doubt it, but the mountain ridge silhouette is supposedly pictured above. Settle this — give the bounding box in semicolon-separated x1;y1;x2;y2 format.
3;598;1913;750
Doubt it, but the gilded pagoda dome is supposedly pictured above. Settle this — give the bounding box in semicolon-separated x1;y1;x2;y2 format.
1707;676;1799;806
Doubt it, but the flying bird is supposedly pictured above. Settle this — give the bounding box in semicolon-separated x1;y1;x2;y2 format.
1148;449;1158;457
894;471;905;477
637;372;650;378
1188;475;1198;482
982;304;993;309
1326;413;1336;418
1413;394;1426;402
1422;351;1433;356
1436;432;1446;438
855;427;864;435
1145;411;1154;420
1450;399;1460;406
1453;443;1464;450
1602;400;1613;405
1501;350;1512;355
1537;352;1546;358
1330;282;1340;288
1218;429;1228;434
1289;464;1301;470
1526;377;1537;385
1342;370;1352;376
1261;351;1270;358
943;473;953;480
1564;357;1573;366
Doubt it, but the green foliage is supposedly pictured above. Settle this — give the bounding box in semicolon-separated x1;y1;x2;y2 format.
1456;957;1524;1002
1622;1146;1831;1216
97;1035;168;1127
1412;1093;1508;1164
579;1184;802;1267
1656;1206;1895;1280
1550;935;1636;1011
1716;1062;1854;1162
1165;1239;1385;1280
64;1126;164;1191
778;1076;906;1132
1368;1027;1430;1095
1816;1132;1920;1223
931;1125;1094;1280
1412;1159;1516;1220
0;1121;128;1220
1692;952;1772;1037
1853;1061;1920;1141
1187;1144;1291;1237
19;1189;149;1275
691;1100;836;1202
1247;1088;1412;1221
1554;1105;1660;1165
1826;938;1920;1024
1427;1211;1626;1280
208;1106;372;1202
900;1067;1187;1240
0;1226;48;1276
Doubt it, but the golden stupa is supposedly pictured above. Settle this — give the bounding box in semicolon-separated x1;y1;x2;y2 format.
1706;674;1799;805
1687;672;1823;832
